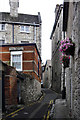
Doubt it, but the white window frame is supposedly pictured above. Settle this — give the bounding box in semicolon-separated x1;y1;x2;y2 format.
0;24;5;31
11;51;22;71
20;25;30;33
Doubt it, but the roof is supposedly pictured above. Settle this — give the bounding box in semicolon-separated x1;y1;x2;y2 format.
50;4;63;39
0;12;42;25
0;59;15;71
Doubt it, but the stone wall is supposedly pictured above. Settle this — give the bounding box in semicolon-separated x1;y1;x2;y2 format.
51;5;63;93
71;2;80;118
65;2;80;119
0;23;41;55
43;60;52;88
18;73;41;105
65;57;73;115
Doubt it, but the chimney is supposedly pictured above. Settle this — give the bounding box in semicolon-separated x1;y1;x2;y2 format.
55;4;60;18
9;0;19;17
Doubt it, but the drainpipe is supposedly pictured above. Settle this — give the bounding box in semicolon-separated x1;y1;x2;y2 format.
62;31;66;99
38;57;39;77
33;22;36;43
2;71;5;112
12;24;14;43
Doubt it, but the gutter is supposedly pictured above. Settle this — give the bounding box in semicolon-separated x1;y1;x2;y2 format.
12;24;14;43
0;21;40;27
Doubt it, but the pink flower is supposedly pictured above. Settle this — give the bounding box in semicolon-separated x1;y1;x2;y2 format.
66;38;69;42
63;49;66;51
66;46;68;49
59;38;75;53
67;43;70;45
61;41;63;44
63;43;66;46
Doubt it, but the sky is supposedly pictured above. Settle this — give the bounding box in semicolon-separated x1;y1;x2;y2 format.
0;0;63;64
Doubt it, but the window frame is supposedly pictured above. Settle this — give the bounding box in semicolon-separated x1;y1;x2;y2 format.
0;24;5;31
11;51;22;71
20;25;30;33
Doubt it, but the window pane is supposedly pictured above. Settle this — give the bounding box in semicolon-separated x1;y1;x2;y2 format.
17;55;21;62
21;26;24;31
12;54;21;70
0;24;5;30
0;40;5;45
2;24;5;30
25;26;29;32
16;62;21;69
12;55;14;62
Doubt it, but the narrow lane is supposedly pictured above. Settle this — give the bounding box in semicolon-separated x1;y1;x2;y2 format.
4;88;61;120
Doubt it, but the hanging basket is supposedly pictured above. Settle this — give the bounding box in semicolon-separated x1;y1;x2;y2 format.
61;54;70;68
59;38;75;56
63;58;70;68
64;43;75;56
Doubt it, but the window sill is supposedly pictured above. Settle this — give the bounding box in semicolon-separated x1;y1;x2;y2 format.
0;30;5;32
16;69;22;72
20;31;30;34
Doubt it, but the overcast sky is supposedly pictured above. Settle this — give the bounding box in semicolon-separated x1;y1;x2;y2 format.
0;0;63;64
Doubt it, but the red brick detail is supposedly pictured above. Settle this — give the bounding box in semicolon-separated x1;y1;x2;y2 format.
4;65;17;105
23;62;33;70
0;44;41;84
23;46;34;51
23;52;34;61
0;53;10;61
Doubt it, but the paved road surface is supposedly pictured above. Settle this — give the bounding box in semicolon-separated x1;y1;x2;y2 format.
3;88;61;120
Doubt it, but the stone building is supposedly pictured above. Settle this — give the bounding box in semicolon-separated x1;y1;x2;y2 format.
0;12;42;55
63;1;80;119
50;4;63;93
42;60;52;88
50;1;80;119
0;0;42;55
0;0;42;109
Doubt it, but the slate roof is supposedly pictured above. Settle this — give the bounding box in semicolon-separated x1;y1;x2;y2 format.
0;12;42;25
